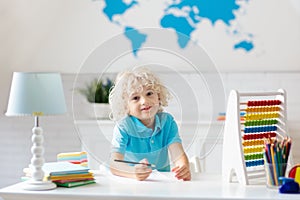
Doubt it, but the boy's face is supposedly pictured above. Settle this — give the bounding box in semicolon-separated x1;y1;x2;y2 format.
127;86;160;128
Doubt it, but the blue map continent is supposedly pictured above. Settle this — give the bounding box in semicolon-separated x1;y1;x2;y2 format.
234;40;254;52
124;27;147;57
102;0;138;22
165;0;239;26
160;14;196;48
160;0;243;49
102;0;147;56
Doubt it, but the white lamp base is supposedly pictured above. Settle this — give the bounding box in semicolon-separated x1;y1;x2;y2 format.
23;180;57;191
24;121;57;191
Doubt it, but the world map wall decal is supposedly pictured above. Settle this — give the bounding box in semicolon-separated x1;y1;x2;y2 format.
100;0;254;57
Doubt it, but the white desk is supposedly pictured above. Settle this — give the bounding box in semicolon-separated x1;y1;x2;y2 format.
0;172;299;200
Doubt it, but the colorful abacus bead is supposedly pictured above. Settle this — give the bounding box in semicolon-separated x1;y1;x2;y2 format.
242;132;276;140
245;112;279;120
242;139;264;146
245;106;280;113
244;119;278;126
244;125;277;133
245;159;264;167
243;146;264;154
244;153;264;160
247;100;281;106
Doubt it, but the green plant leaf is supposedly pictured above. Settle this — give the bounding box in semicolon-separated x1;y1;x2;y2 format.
77;77;113;103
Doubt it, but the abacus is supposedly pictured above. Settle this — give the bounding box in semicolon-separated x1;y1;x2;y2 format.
222;89;288;185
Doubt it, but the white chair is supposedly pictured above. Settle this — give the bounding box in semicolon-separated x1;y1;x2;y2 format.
189;155;201;173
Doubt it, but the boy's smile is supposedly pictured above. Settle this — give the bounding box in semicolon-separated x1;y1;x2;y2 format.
141;106;151;111
128;86;160;128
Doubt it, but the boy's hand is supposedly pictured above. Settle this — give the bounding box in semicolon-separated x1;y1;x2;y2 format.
134;159;152;181
172;164;191;181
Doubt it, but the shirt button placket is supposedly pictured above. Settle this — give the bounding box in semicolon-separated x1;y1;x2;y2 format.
150;138;155;151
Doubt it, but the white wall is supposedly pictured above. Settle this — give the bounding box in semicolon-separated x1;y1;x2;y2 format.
1;0;299;75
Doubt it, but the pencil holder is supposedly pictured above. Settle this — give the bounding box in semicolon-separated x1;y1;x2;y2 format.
265;162;287;188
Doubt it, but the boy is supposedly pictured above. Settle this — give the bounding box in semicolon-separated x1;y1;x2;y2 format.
109;67;191;181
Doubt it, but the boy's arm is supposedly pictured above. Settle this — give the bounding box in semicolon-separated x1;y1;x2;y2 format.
109;152;152;181
168;142;191;181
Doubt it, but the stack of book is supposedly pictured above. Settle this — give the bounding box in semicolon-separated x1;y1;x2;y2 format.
216;112;246;121
23;162;95;188
57;151;88;167
217;112;226;121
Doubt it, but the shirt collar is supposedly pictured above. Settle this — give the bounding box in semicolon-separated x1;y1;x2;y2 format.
130;114;161;135
153;114;161;134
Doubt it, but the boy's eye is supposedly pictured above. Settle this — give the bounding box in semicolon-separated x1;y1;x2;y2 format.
131;96;139;101
146;91;154;96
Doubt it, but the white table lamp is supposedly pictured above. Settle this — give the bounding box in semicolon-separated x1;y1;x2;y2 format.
6;72;67;191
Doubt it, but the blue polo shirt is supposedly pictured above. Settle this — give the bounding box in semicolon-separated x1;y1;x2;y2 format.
111;112;182;171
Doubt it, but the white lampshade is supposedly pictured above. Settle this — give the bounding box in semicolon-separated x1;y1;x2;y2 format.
6;72;67;116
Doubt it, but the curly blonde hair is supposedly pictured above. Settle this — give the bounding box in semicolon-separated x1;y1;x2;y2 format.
109;67;171;121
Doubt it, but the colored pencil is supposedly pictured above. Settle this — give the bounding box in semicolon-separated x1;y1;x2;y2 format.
114;159;156;168
263;152;274;185
270;144;278;186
